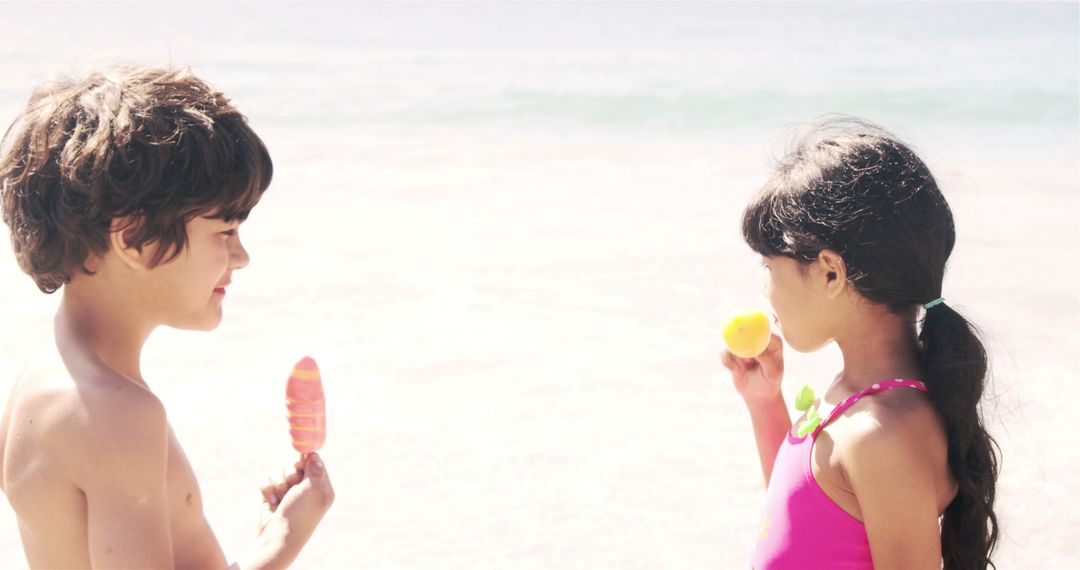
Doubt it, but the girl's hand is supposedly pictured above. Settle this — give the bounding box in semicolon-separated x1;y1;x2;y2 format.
721;333;785;404
721;333;791;486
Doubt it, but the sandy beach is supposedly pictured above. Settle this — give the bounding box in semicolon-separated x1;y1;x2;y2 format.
1;2;1077;568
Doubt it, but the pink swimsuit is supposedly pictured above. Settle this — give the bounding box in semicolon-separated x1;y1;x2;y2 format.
750;379;928;569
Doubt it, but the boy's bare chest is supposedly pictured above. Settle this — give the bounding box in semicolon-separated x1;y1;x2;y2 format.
164;427;227;566
166;428;201;508
164;427;215;547
0;396;9;493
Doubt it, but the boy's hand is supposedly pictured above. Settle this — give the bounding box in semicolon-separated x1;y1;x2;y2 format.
257;458;303;535
721;333;784;404
242;454;334;568
257;453;335;547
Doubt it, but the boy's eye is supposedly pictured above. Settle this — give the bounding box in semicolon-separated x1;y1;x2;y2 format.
222;229;237;237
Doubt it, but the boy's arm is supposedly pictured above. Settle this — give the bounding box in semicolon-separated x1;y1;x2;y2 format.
79;389;175;568
72;380;331;569
172;503;230;568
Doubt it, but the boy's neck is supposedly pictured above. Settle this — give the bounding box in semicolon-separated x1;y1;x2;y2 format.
57;282;155;386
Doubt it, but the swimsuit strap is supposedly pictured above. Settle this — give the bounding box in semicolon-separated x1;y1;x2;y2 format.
813;378;928;437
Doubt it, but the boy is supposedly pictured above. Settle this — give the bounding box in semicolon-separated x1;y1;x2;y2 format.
0;66;333;568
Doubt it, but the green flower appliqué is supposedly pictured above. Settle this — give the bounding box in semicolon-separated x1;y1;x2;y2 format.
794;384;822;438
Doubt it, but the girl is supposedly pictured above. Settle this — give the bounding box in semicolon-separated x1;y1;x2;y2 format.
722;120;999;569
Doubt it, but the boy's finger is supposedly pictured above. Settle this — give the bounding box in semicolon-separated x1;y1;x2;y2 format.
304;452;326;479
269;468;291;497
260;484;279;508
263;474;285;505
303;453;334;505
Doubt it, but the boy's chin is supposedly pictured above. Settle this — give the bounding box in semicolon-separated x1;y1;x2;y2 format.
168;312;224;332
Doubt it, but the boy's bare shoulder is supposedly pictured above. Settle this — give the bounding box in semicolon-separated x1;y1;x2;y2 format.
9;355;168;483
25;352;163;419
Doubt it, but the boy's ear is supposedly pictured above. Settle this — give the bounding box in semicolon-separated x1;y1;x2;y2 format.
108;217;152;271
816;249;848;298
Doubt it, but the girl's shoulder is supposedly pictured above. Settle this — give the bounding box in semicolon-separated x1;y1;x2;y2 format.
826;384;958;521
830;385;948;473
839;384;940;433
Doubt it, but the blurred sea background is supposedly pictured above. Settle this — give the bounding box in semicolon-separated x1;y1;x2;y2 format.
1;1;1077;568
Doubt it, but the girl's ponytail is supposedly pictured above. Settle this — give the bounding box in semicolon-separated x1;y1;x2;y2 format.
919;303;999;570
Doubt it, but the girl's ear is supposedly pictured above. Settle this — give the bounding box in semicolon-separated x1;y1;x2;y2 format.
816;249;848;298
108;217;152;271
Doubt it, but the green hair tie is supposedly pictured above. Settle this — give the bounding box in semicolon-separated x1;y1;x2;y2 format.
922;297;945;310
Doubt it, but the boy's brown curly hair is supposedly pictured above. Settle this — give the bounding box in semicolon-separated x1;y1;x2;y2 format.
0;66;272;293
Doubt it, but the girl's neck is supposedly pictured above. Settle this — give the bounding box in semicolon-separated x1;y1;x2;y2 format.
833;307;922;396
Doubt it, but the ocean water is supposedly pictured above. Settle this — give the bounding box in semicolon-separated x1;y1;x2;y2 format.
0;2;1077;568
1;2;1077;141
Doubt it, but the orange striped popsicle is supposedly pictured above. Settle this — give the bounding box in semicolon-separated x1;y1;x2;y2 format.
286;356;326;456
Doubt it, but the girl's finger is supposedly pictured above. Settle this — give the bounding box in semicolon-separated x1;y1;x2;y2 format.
720;350;737;371
721;349;757;373
754;334;785;381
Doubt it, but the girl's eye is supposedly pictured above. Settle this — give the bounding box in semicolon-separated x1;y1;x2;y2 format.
759;259;770;271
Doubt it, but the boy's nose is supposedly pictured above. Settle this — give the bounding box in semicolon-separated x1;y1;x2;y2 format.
230;236;250;269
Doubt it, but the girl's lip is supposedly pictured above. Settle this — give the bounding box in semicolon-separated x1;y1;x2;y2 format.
214;287;226;295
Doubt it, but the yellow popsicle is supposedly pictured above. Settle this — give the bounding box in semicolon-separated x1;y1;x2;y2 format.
723;309;771;359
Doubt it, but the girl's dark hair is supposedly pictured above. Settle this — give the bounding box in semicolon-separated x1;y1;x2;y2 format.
742;118;999;569
0;66;272;293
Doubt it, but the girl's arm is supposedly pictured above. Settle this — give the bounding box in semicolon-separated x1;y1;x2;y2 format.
722;334;789;486
844;413;945;569
743;395;792;485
